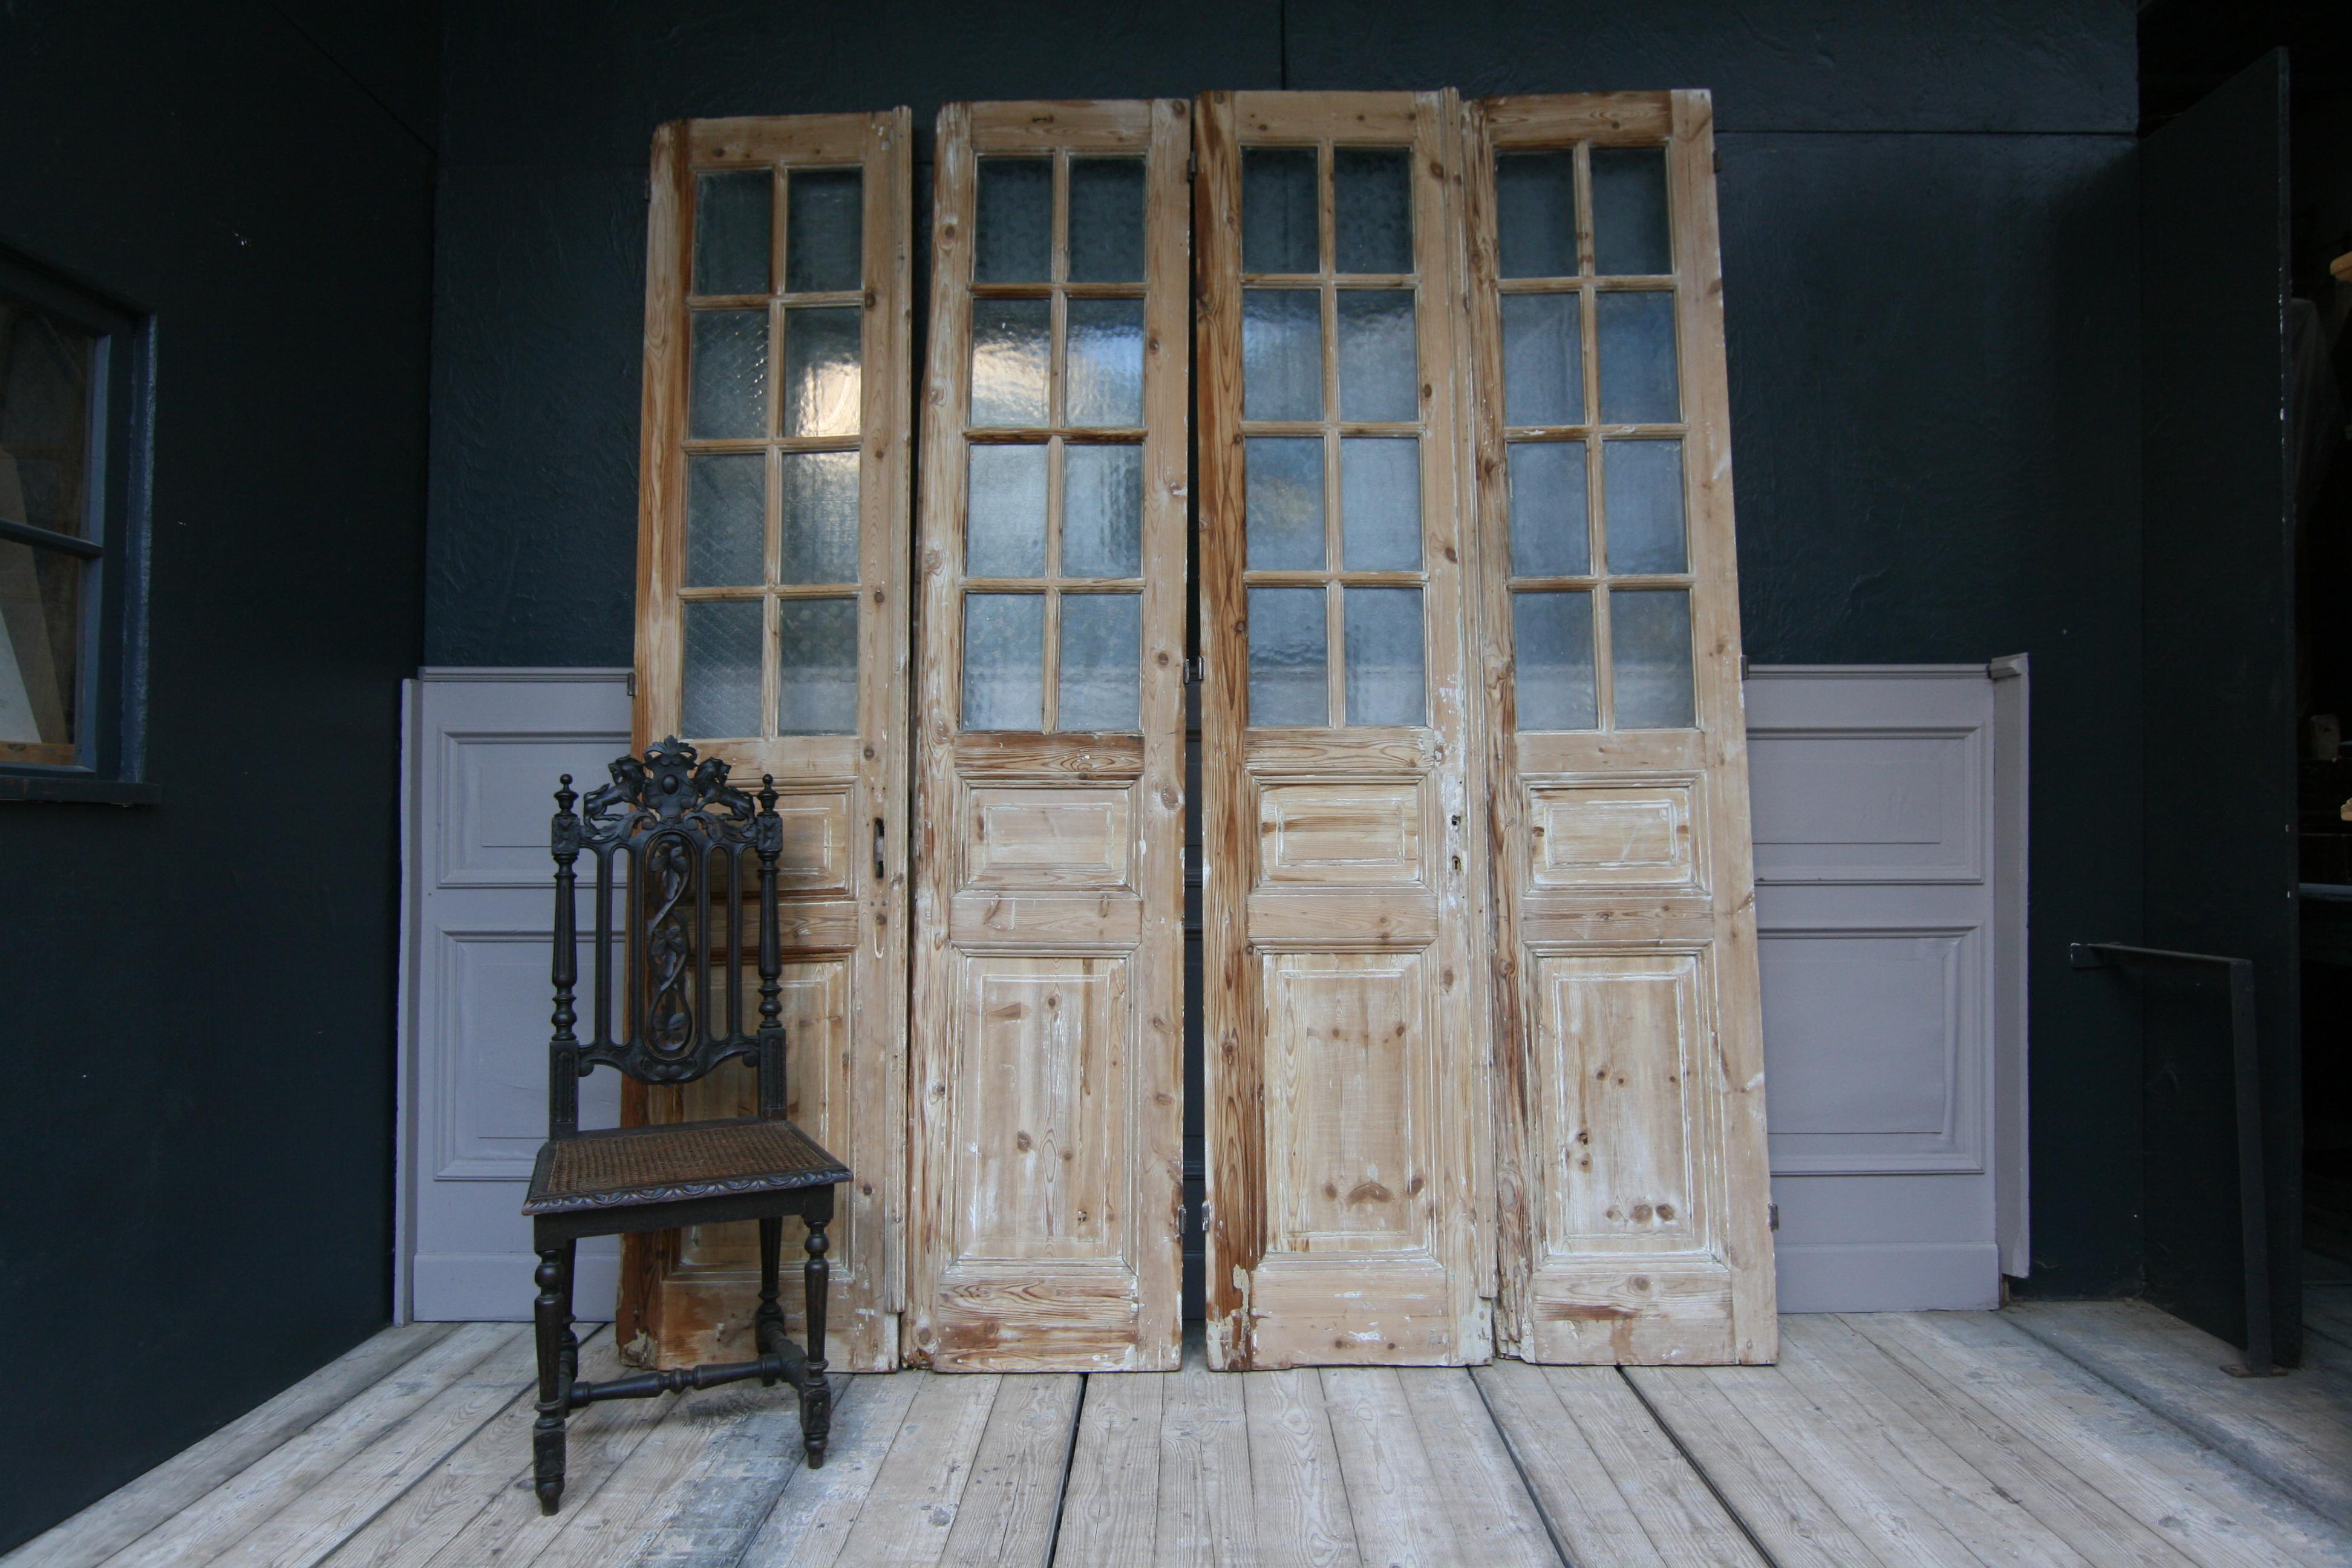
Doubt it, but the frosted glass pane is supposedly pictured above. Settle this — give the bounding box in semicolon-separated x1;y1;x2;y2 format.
1063;444;1143;578
782;306;861;437
1244;437;1324;570
689;310;768;439
778;450;860;584
685;453;766;587
1059;592;1141;731
694;170;771;296
1590;148;1671;276
1069;158;1146;283
1340;438;1419;570
965;443;1047;577
963;593;1044;730
1243;289;1321;421
1602;439;1685;573
1337;290;1416;422
1334;148;1411;274
1242;148;1317;273
1248;586;1325;727
1512;592;1595;730
972;298;1050;426
1345;587;1423;727
1596;292;1679;423
1612;589;1694;728
1067;298;1144;426
778;598;859;734
1495;151;1576;278
1501;293;1580;426
1508;442;1589;577
682;599;762;738
974;157;1051;283
786;168;863;292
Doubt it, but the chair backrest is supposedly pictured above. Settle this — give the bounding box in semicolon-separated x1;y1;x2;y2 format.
547;737;786;1137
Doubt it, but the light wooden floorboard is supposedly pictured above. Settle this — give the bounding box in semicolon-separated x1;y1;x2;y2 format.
826;1371;1001;1568
1476;1358;1671;1567
1050;1362;1164;1567
742;1372;923;1568
1240;1368;1354;1568
1399;1370;1558;1568
936;1374;1079;1567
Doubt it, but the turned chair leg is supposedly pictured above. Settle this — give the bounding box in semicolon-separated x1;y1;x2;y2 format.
800;1205;832;1468
557;1240;580;1383
756;1215;786;1376
531;1243;572;1514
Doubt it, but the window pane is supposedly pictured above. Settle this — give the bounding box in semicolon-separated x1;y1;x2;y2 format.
1242;148;1318;273
974;157;1051;283
1244;436;1324;570
1063;444;1143;578
1243;289;1321;421
1069;157;1146;283
1339;437;1419;570
1512;592;1595;730
971;297;1050;426
1612;588;1695;728
685;453;766;587
1590;148;1671;276
694;170;772;296
1601;439;1686;573
782;305;861;438
1507;441;1589;577
1345;587;1423;727
1059;592;1142;731
1501;293;1580;427
1336;290;1416;422
1495;151;1577;279
0;541;80;749
966;443;1048;577
778;450;860;584
688;309;768;439
963;593;1044;730
682;599;763;738
0;300;93;538
1247;586;1325;727
1067;298;1143;426
786;168;863;292
1596;292;1679;423
778;597;860;734
1334;148;1411;274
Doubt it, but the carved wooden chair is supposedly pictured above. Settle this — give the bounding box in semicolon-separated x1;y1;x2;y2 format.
520;737;849;1515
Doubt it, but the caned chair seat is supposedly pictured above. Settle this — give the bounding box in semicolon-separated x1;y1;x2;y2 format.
524;1117;849;1217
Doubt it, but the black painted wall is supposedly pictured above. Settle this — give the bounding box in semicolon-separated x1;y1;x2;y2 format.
0;2;436;1550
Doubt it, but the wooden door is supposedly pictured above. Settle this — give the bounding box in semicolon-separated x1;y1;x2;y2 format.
1196;91;1492;1368
907;101;1191;1371
1463;92;1776;1363
626;111;913;1373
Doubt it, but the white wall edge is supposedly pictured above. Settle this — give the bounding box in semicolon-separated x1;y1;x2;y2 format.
392;677;420;1327
1991;652;2032;1278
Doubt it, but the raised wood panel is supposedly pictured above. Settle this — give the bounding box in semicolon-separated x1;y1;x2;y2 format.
1527;781;1701;891
1257;783;1425;887
965;786;1134;891
439;732;637;888
1747;729;1982;883
773;791;851;893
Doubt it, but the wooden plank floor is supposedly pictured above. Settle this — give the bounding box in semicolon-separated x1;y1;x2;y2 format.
14;1301;2352;1568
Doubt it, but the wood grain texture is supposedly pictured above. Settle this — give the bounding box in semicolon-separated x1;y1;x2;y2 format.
1051;1365;1164;1565
935;1374;1080;1564
740;1371;924;1568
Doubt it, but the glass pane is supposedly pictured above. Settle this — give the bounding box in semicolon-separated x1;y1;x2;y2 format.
971;297;1050;426
1339;437;1419;570
1345;587;1423;727
1512;592;1596;730
1590;148;1671;276
1245;436;1324;570
694;170;771;296
1596;292;1679;423
681;599;762;738
966;443;1048;577
1069;157;1146;283
1243;289;1321;421
778;597;859;734
1242;148;1318;273
1501;293;1580;427
685;452;766;587
786;168;863;292
1059;592;1142;731
0;291;94;538
1612;588;1695;728
1602;439;1686;573
778;450;860;584
1336;290;1416;422
1067;298;1144;426
1334;148;1411;274
688;309;768;439
1063;444;1143;578
1247;586;1326;727
1495;151;1577;279
0;541;80;748
974;157;1051;283
782;305;861;438
1507;442;1590;577
963;593;1044;730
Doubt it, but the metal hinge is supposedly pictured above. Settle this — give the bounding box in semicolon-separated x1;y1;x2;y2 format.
1768;1203;1780;1232
626;671;637;698
1184;655;1206;684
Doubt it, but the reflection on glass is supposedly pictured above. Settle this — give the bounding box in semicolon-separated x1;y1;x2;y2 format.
963;593;1044;730
1244;437;1324;570
1601;439;1685;573
694;170;771;296
1067;298;1144;426
1501;293;1579;427
1611;589;1695;728
1063;444;1143;577
0;543;80;746
1334;148;1412;274
1070;158;1146;283
779;450;860;584
1590;148;1671;276
1247;586;1326;727
1596;291;1679;423
685;453;766;587
1495;151;1577;279
966;443;1048;577
1507;441;1589;577
1336;290;1416;422
1340;438;1420;570
778;598;859;734
782;306;861;437
1345;587;1423;727
974;157;1051;283
786;168;863;292
682;599;763;738
971;297;1050;426
1512;592;1596;730
1059;592;1142;730
689;310;768;439
1243;289;1321;421
1242;148;1318;273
